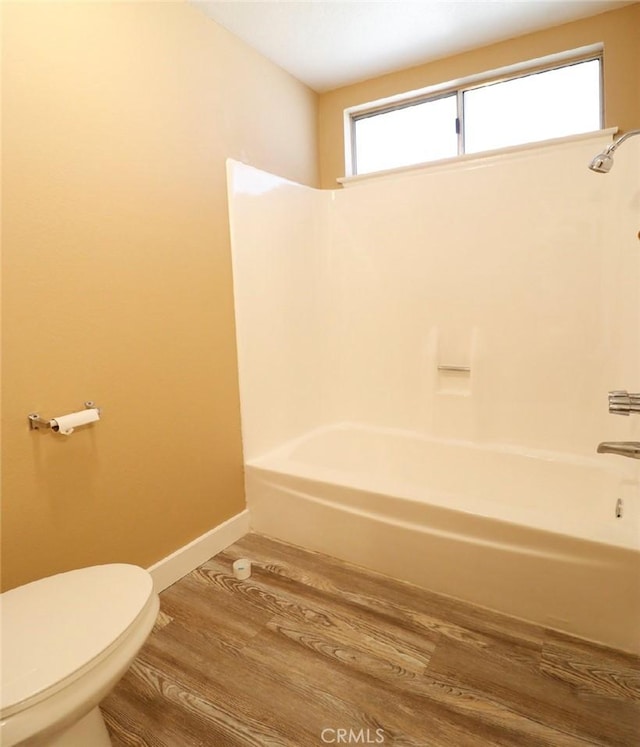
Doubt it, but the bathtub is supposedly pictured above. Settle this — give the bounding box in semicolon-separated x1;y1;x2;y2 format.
245;423;640;653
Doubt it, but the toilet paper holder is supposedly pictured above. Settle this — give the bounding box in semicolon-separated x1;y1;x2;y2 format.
28;401;101;431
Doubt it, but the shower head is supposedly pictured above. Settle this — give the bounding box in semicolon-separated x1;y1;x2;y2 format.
588;151;614;173
588;128;640;173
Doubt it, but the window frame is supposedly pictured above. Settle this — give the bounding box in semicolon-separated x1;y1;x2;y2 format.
351;90;459;175
345;46;604;177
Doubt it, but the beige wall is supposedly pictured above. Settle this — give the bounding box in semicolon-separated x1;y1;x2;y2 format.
318;3;640;187
1;1;317;591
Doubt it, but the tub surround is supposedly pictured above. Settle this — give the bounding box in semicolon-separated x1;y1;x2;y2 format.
227;132;640;655
228;132;640;462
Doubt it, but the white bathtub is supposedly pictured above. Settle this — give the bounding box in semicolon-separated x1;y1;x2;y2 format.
245;423;640;653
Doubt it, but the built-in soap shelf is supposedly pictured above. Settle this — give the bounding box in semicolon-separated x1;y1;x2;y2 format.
426;327;477;397
436;363;472;396
437;365;471;374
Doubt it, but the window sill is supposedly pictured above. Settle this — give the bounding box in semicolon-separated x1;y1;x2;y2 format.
337;128;618;188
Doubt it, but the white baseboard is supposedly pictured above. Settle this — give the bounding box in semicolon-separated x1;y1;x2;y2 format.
148;509;250;592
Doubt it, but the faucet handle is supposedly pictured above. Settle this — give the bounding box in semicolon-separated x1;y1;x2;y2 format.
608;390;640;415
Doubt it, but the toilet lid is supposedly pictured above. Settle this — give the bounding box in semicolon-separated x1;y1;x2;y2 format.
0;564;154;718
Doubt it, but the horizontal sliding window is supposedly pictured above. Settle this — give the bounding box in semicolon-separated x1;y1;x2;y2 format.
463;58;601;154
348;54;602;176
354;94;458;175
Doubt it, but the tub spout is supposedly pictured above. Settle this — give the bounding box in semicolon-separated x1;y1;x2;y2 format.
596;441;640;459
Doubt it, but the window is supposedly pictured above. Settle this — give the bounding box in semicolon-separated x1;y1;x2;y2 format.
354;94;458;175
348;54;602;176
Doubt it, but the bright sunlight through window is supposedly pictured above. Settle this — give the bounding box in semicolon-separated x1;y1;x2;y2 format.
463;59;601;153
354;95;458;175
349;56;602;176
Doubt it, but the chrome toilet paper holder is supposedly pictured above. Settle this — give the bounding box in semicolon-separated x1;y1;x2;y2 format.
28;401;100;431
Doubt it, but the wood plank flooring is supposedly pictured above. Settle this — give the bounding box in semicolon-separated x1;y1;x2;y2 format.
101;533;640;746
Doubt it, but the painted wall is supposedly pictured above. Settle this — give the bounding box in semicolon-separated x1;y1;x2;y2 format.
318;3;640;187
1;1;317;591
228;132;640;464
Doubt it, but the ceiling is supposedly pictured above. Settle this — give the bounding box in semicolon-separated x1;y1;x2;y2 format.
192;1;631;93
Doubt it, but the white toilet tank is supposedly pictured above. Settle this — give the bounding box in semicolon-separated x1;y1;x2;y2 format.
0;564;158;744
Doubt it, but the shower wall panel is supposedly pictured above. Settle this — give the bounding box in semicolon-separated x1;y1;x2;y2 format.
227;162;334;460
228;133;639;460
330;134;640;455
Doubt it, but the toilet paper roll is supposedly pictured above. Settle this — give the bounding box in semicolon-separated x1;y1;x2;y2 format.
232;558;251;580
51;408;100;435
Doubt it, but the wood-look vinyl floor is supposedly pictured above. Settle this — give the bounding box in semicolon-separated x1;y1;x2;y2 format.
101;533;640;746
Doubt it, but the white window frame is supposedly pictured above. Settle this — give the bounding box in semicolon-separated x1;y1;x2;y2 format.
344;44;604;178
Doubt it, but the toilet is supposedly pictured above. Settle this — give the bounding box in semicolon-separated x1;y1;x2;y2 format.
0;564;159;746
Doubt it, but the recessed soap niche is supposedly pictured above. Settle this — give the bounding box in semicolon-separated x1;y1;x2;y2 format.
431;326;478;396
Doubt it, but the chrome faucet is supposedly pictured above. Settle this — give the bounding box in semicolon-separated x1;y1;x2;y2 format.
597;390;640;459
608;390;640;416
596;442;640;459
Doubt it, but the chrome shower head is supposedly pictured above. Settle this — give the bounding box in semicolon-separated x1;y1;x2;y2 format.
588;150;614;173
588;128;640;173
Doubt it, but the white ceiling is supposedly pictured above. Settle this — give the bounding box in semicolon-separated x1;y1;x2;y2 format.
192;1;631;92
